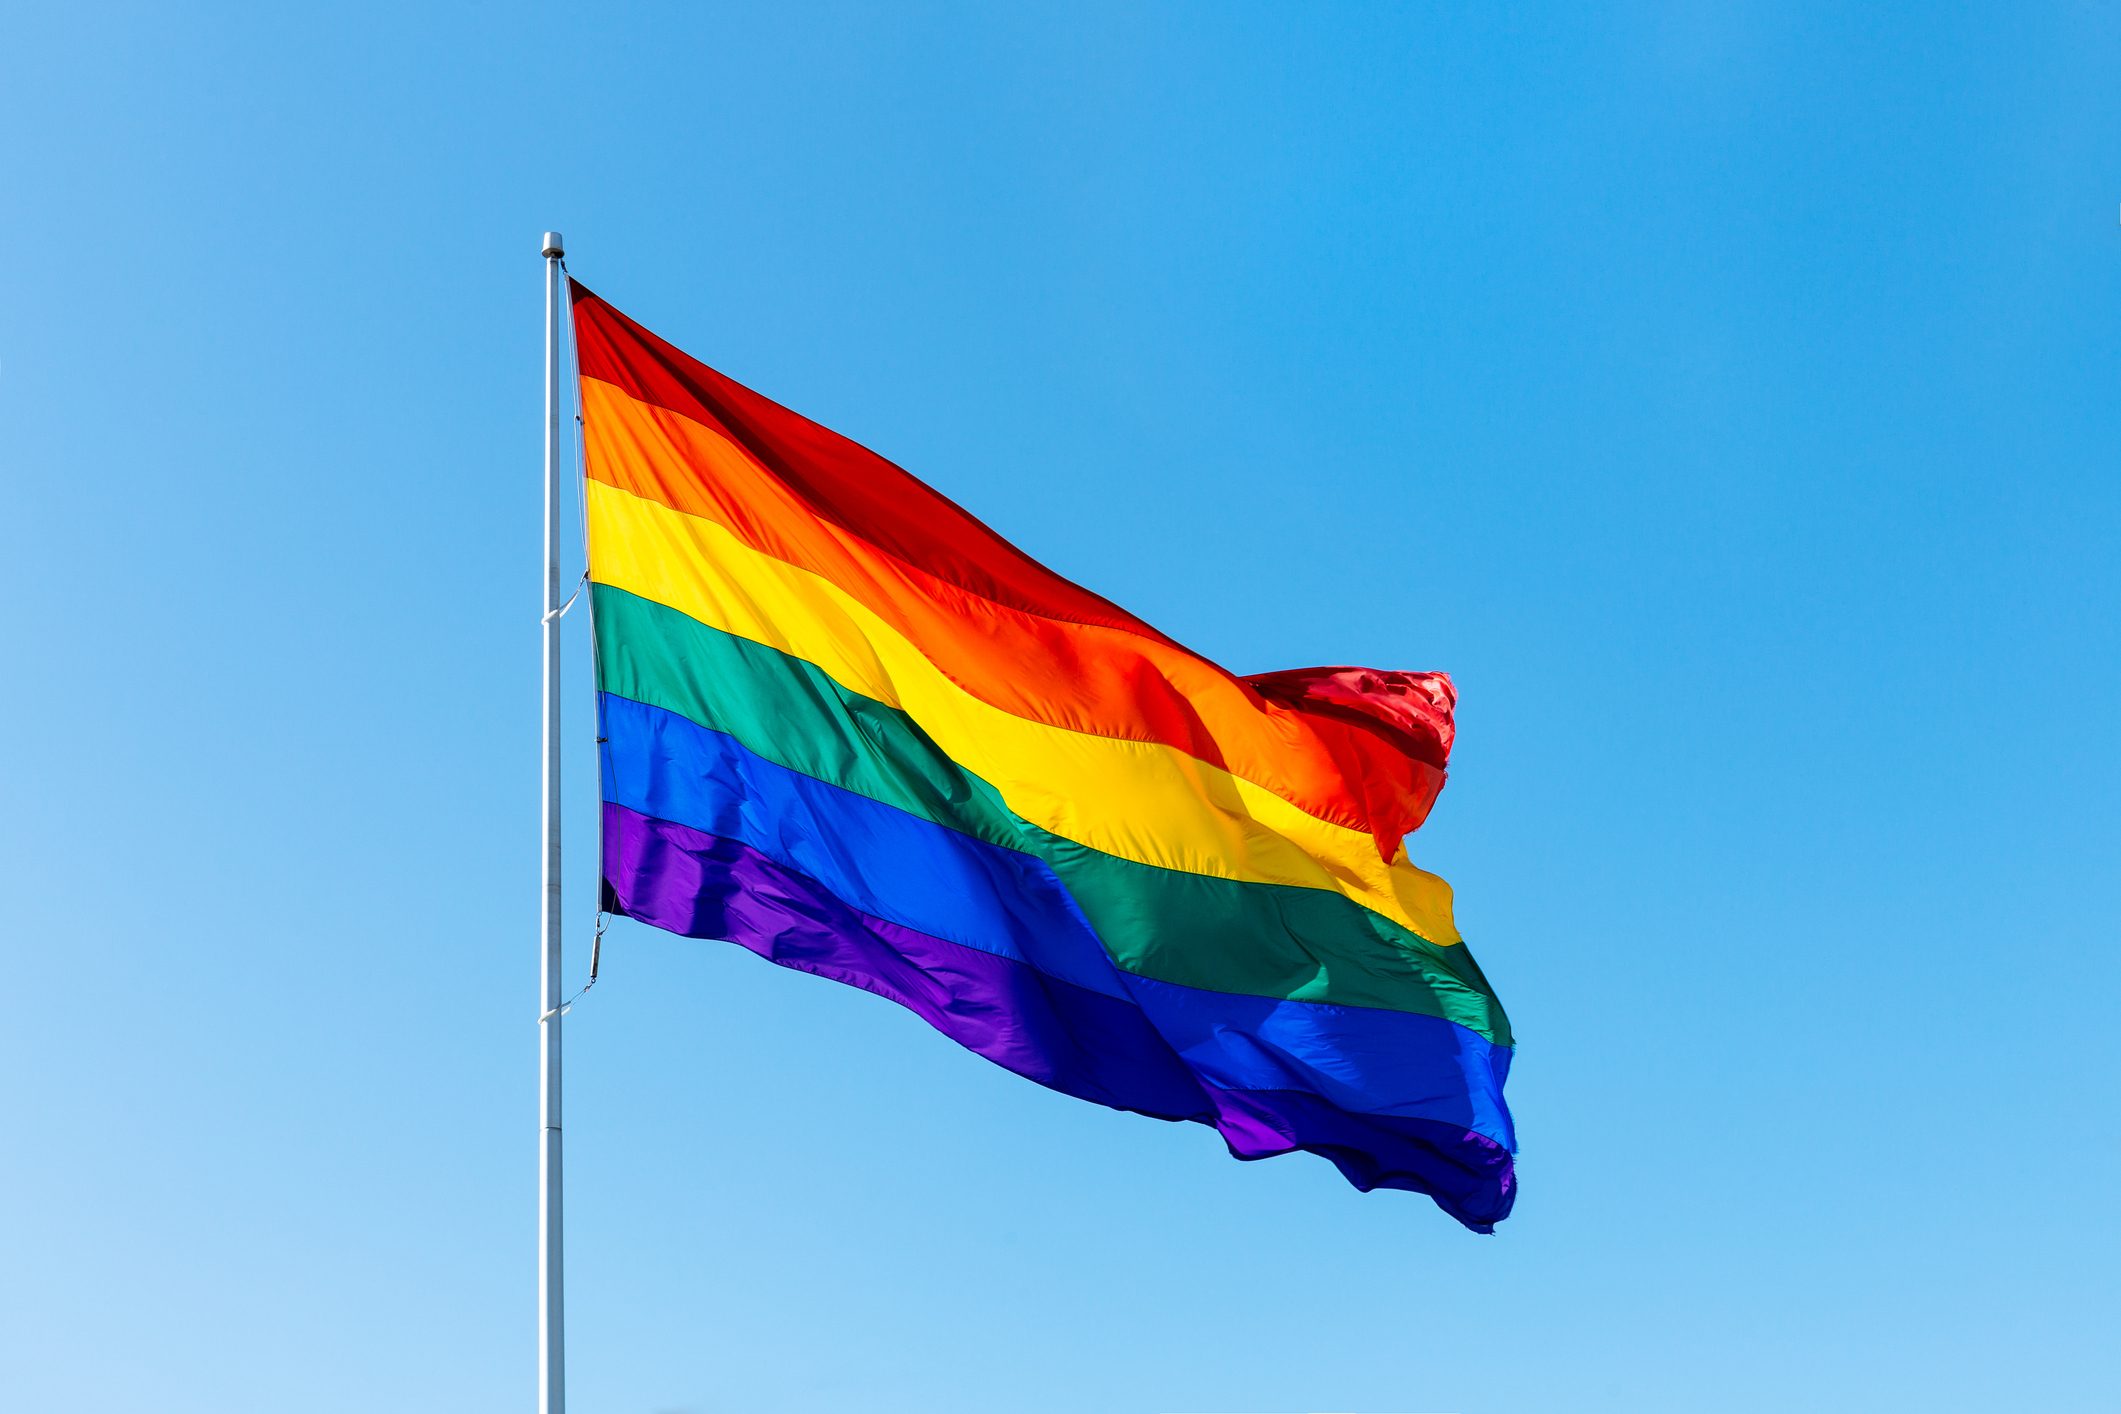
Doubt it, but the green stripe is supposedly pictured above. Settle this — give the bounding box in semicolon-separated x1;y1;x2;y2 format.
592;584;1512;1046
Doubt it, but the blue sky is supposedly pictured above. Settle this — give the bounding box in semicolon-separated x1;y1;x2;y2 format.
6;4;2118;1411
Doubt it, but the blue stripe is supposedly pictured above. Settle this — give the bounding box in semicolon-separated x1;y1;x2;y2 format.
604;694;1514;1146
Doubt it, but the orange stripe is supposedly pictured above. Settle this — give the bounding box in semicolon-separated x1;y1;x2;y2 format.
579;376;1444;848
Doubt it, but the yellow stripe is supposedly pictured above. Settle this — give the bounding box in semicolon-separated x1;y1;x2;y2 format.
587;480;1462;945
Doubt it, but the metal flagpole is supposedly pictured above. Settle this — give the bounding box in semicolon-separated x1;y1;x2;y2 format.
538;228;568;1414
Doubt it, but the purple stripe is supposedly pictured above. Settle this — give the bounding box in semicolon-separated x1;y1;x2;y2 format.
1204;1087;1514;1225
605;803;1516;1230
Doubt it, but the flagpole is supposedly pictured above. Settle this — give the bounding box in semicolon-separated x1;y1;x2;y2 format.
538;228;568;1414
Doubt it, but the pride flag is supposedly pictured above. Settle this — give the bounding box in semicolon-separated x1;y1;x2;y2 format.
573;283;1517;1230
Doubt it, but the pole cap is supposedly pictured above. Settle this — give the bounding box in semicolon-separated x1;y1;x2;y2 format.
541;231;565;258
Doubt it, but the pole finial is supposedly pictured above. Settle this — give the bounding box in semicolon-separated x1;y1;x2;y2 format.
542;231;565;259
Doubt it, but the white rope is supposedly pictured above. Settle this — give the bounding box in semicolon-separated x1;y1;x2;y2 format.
542;571;587;624
536;270;611;1030
565;278;614;969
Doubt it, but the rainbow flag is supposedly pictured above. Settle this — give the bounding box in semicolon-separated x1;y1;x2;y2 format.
573;283;1517;1230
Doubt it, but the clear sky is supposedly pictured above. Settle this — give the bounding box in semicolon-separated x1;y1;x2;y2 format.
6;4;2118;1411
